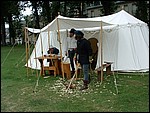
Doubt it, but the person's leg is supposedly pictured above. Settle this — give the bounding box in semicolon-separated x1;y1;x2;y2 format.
83;64;89;81
68;50;75;72
80;64;89;90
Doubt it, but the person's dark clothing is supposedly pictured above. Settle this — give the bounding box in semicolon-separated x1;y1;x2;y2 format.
47;47;59;64
47;47;59;54
75;30;92;90
77;38;92;65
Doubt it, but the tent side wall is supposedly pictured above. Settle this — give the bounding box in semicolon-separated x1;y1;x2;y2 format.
25;31;68;70
95;24;149;72
95;27;119;70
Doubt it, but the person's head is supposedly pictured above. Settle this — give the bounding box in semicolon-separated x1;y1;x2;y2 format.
69;28;76;37
49;48;54;53
74;30;84;40
49;45;54;53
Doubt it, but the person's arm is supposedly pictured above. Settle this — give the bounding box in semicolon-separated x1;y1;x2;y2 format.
74;40;79;63
47;49;50;54
65;37;69;56
86;40;92;56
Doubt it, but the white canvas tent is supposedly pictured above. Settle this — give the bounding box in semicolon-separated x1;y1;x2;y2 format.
95;10;149;72
25;10;149;72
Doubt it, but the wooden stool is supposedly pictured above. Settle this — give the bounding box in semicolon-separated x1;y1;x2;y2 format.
63;63;71;79
44;66;57;77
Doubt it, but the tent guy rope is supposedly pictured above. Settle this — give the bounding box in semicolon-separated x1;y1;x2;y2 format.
1;43;16;66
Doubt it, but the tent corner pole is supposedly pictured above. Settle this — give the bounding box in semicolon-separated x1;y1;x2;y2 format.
100;21;103;84
56;18;65;80
25;27;29;77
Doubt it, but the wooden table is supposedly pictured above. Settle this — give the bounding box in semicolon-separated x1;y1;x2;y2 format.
35;55;61;76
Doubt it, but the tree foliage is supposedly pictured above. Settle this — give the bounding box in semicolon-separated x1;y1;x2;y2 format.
1;1;149;46
1;1;21;45
135;1;149;24
101;1;118;16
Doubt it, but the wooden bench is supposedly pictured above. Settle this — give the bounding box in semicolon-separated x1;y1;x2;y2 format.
96;61;113;81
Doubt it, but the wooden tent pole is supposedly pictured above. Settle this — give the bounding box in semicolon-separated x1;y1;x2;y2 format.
39;30;44;76
39;30;44;57
28;29;33;75
25;27;29;76
100;21;103;83
56;17;65;80
34;33;38;77
47;26;54;65
47;26;53;64
27;27;32;76
48;26;50;48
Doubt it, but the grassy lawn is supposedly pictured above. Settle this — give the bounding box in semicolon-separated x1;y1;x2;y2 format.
1;45;149;112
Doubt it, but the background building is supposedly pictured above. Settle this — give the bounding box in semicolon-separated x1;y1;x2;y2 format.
85;1;148;18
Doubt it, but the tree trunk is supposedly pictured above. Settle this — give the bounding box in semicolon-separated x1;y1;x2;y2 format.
1;16;6;46
63;1;67;16
8;14;16;45
101;1;110;15
44;1;51;23
80;2;83;17
32;2;40;28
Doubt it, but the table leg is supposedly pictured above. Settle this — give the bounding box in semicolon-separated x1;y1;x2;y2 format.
39;59;44;76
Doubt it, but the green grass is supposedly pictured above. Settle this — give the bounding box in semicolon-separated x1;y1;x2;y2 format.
1;45;149;112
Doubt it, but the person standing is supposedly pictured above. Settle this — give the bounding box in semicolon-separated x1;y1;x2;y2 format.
65;28;77;75
74;30;92;90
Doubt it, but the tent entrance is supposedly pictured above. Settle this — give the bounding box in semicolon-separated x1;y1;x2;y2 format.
88;38;98;70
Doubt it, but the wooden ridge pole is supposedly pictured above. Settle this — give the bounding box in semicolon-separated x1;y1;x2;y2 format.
56;16;65;80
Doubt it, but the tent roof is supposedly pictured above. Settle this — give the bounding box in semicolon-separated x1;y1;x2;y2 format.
26;10;147;33
41;15;112;32
25;27;41;33
99;10;146;25
41;10;147;32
